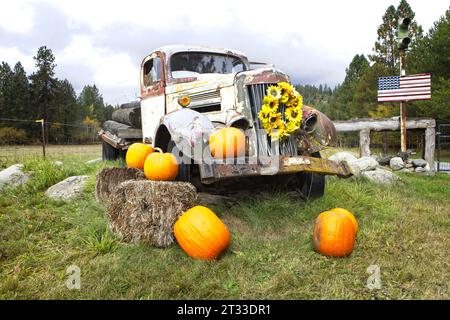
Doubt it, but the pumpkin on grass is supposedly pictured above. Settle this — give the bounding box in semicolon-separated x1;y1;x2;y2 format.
174;205;231;260
330;208;358;233
313;210;356;257
209;127;245;159
126;143;154;169
143;148;178;181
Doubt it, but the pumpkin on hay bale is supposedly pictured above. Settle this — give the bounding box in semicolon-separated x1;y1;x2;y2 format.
313;209;357;257
107;180;198;247
95;167;145;202
144;148;179;181
126;143;154;169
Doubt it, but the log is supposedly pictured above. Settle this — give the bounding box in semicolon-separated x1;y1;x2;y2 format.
106;180;198;247
111;107;141;128
334;117;436;132
424;127;435;171
103;120;132;135
120;101;141;109
95;167;145;202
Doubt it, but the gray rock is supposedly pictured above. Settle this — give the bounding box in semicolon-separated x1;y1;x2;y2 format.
405;163;414;169
412;159;427;168
0;164;30;192
329;151;358;164
377;156;392;166
399;168;413;173
45;175;90;200
390;157;405;171
415;167;426;173
349;156;379;173
86;158;102;164
362;168;401;185
53;161;63;166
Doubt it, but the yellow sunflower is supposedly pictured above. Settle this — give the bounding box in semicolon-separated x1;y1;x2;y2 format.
263;96;279;111
266;85;282;100
278;82;293;95
285;106;302;123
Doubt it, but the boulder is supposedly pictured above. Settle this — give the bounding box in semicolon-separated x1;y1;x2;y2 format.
107;180;198;248
45;175;90;200
86;158;102;164
377;156;392;166
329;152;358;164
412;159;427;168
349;156;379;173
362;168;401;185
53;161;63;166
390;157;405;171
0;164;30;192
95;167;145;202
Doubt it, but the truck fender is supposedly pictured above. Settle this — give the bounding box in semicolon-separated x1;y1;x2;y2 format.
153;108;216;163
302;105;337;147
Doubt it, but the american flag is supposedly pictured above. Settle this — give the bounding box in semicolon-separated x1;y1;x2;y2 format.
377;73;431;102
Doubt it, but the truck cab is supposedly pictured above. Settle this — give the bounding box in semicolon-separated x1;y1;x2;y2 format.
100;45;352;198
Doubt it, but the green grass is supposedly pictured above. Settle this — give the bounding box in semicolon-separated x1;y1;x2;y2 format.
0;155;449;299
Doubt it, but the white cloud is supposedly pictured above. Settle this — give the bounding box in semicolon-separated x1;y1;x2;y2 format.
0;1;35;34
0;46;35;71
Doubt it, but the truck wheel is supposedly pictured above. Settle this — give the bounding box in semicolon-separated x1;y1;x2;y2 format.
102;140;117;161
292;152;325;200
167;140;192;182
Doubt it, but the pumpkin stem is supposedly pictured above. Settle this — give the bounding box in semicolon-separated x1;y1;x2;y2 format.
154;147;163;153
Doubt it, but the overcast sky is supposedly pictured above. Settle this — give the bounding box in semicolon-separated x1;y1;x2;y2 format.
0;0;448;105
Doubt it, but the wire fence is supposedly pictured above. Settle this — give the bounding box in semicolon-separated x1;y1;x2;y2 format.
0;118;102;166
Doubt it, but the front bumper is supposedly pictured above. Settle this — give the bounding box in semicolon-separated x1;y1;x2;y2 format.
199;155;353;184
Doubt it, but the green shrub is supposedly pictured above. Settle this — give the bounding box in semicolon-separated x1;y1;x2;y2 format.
0;127;28;145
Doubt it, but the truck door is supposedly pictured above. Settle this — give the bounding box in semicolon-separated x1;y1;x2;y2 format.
140;52;165;145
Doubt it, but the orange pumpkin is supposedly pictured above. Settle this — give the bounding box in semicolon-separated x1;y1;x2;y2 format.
313;211;356;257
126;143;154;169
330;208;358;233
143;148;179;181
209;127;245;159
174;205;231;260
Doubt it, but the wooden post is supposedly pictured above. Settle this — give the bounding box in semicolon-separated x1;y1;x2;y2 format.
36;119;46;159
359;129;371;157
424;127;435;171
399;50;407;153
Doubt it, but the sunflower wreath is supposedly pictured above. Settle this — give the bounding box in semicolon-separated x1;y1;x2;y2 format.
258;82;303;141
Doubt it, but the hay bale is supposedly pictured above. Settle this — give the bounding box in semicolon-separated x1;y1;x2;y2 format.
107;180;198;247
95;167;145;202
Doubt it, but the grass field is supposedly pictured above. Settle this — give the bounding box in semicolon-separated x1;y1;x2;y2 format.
0;150;449;299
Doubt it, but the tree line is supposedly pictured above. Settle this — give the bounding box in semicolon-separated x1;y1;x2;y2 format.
0;46;116;144
297;1;450;126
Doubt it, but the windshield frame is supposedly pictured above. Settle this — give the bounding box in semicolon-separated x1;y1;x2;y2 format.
167;51;248;84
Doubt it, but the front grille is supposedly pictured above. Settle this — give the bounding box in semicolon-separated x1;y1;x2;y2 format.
247;84;298;157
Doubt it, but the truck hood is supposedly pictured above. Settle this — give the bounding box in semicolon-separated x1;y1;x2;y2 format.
165;73;236;94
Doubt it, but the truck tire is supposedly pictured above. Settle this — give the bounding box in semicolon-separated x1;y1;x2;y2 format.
167;140;192;182
291;152;325;200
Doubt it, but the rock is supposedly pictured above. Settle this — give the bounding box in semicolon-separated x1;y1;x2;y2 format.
424;163;431;172
397;150;412;161
45;175;90;200
412;159;427;168
0;164;30;192
399;168;413;173
86;158;102;164
362;168;401;185
415;167;426;173
405;163;414;169
390;157;405;171
95;167;145;202
107;180;198;248
329;151;358;164
53;161;63;166
349;156;379;172
377;156;392;166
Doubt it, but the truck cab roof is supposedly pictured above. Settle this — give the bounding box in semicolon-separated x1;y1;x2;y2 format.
151;45;249;62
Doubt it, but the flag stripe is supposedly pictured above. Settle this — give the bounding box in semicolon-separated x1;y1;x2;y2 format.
377;73;431;102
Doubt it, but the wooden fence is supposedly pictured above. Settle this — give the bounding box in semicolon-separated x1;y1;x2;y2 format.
333;117;436;170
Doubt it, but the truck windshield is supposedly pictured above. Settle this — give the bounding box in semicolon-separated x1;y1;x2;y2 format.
170;52;246;79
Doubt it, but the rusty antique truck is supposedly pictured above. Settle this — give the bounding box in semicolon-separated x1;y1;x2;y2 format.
99;45;352;199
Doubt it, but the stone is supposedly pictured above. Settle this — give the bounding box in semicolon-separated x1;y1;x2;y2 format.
95;167;146;202
412;159;427;168
329;151;358;164
349;156;379;172
405;163;414;169
399;168;413;173
377;156;392;166
107;180;198;248
0;164;30;192
415;167;426;173
362;168;401;185
45;175;90;200
390;157;405;171
86;158;102;164
53;161;63;166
